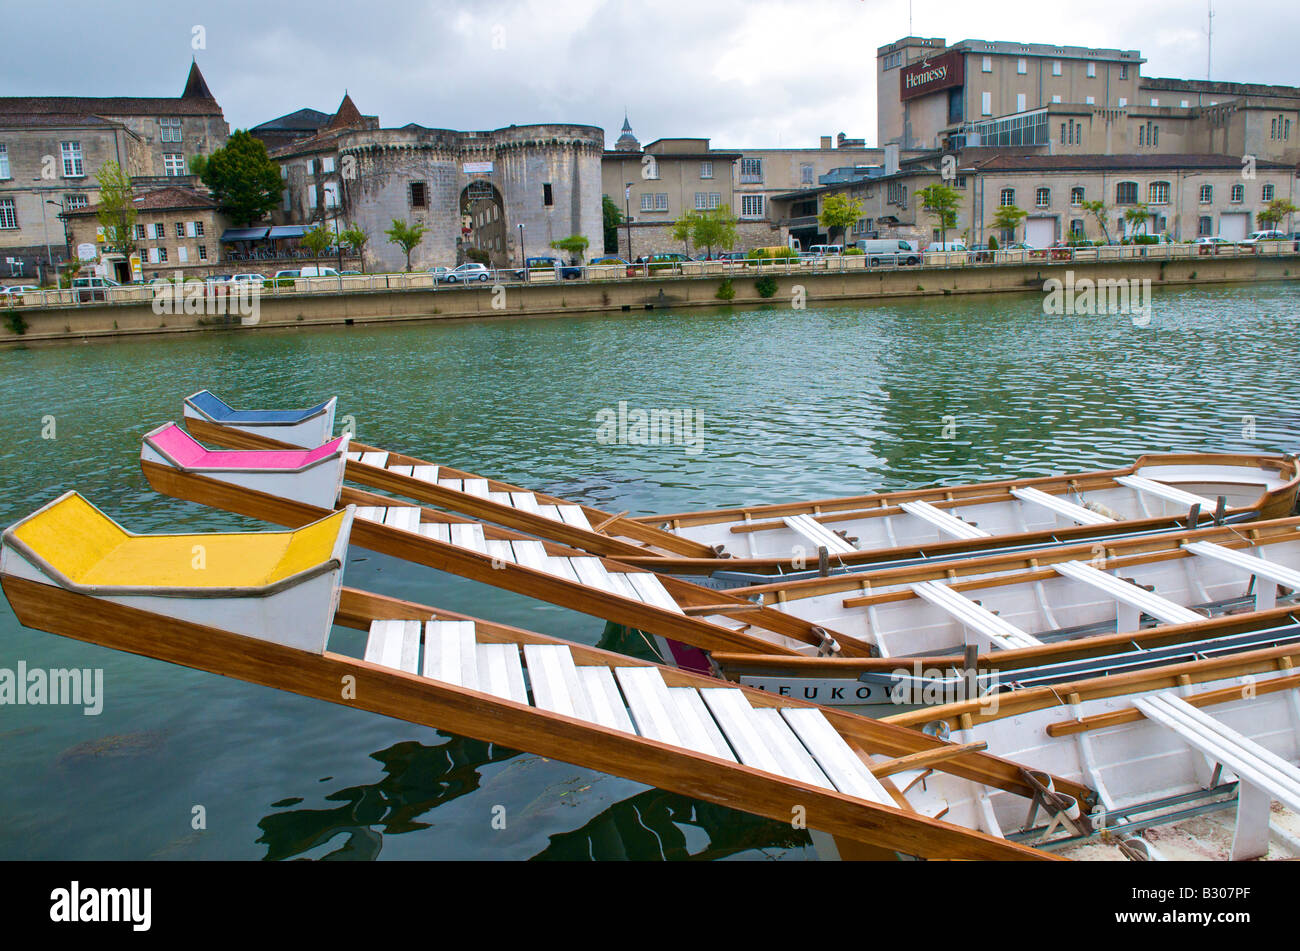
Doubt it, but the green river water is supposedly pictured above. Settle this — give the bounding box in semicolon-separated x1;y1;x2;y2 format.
1;281;1297;860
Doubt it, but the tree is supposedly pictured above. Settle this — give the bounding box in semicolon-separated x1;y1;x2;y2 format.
1258;198;1299;233
301;224;334;264
917;184;960;247
550;235;590;263
991;204;1027;243
1080;199;1113;245
818;193;863;247
602;194;623;255
188;154;208;179
95;160;137;261
674;205;738;259
338;224;369;272
385;218;427;271
198;130;283;226
671;211;699;256
1123;202;1151;239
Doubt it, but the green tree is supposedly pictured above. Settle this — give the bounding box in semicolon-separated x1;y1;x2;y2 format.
917;183;960;247
385;218;428;271
671;211;699;256
1123;202;1151;239
301;224;334;264
338;224;369;272
1080;199;1113;244
818;193;863;247
991;204;1028;243
188;154;208;178
95;160;137;260
602;194;623;255
198;130;283;226
1258;198;1299;233
550;234;590;263
674;205;738;259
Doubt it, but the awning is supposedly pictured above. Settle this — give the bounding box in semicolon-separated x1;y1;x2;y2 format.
266;225;306;240
219;227;271;242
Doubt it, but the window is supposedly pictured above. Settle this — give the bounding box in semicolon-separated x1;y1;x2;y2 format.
1016;93;1026;112
1231;183;1244;203
322;156;335;173
981;91;992;116
281;165;288;179
159;117;183;142
0;198;16;229
1052;95;1062;104
1198;216;1213;236
1070;186;1084;206
177;246;188;263
409;181;427;207
1085;95;1095;105
700;161;713;179
887;182;908;208
1052;60;1061;76
176;222;186;238
61;141;83;177
543;183;553;206
1150;98;1159;107
1017;58;1027;74
308;185;318;209
1181;99;1190;108
982;55;991;72
1036;187;1050;208
66;194;88;211
1070;219;1084;235
0;144;8;180
1262;184;1275;201
739;157;763;182
640;193;668;211
198;244;207;260
282;189;291;212
999;188;1015;207
306;159;315;175
883;50;904;70
194;221;204;237
153;223;166;239
741;194;765;217
157;247;168;263
1199;184;1213;204
1148;181;1169;205
1086;61;1096;78
800;163;814;185
1118;97;1127;107
694;192;721;210
1120;65;1129;80
163;153;186;176
1115;181;1138;204
323;182;339;209
134;224;146;240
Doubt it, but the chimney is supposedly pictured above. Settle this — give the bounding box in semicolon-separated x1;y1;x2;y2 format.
884;143;900;175
820;135;833;150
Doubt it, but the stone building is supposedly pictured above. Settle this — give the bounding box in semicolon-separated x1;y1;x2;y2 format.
265;95;604;272
0;62;228;282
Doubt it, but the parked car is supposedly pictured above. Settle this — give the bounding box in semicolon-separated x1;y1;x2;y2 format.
1196;236;1233;247
926;241;969;252
1240;230;1287;246
808;244;844;256
856;239;920;266
589;256;628;266
717;251;748;262
204;274;233;284
427;266;454;283
443;263;493;283
528;256;584;279
340;270;362;276
272;269;301;281
298;266;340;278
231;273;265;285
71;276;120;302
1;285;39;302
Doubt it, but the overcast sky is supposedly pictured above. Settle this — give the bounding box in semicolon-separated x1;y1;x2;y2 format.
4;0;1298;149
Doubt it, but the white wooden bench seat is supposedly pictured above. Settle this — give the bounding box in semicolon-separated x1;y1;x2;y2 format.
1010;486;1115;526
1184;541;1300;611
782;514;857;554
899;500;991;540
1054;560;1203;630
1116;475;1216;512
910;580;1043;650
1134;691;1300;860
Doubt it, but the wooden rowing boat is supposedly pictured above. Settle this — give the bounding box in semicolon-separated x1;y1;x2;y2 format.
181;391;1300;578
1;493;1090;861
881;644;1300;860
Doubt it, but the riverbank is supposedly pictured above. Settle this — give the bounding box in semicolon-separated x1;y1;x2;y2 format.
4;253;1298;344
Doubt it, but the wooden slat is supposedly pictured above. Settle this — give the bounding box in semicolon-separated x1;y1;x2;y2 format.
1011;486;1114;526
1117;474;1216;511
510;492;540;515
869;741;989;778
359;451;389;468
576;665;637;734
418;522;451;543
1184;541;1300;590
910;580;1043;649
782;514;856;554
899;500;991;540
558;505;594;531
1054;560;1203;625
537;504;563;522
354;506;386;524
700;688;784;775
364;619;420;674
510;540;550;572
382;506;421;533
438;478;464;493
667;687;738;761
751;707;834;788
522;644;592;721
614;666;683;746
570;556;619;594
423;620;478;689
410;465;439;483
484;540;516;564
626;572;685;614
462;478;490;498
543;557;581;583
476;642;528;704
449;523;487;553
780;707;893;804
388;465;414;478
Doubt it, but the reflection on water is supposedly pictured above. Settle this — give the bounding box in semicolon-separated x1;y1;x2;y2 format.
3;283;1300;859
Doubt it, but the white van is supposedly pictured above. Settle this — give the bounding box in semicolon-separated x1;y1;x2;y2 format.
925;241;968;252
298;265;340;278
808;244;844;256
855;239;920;266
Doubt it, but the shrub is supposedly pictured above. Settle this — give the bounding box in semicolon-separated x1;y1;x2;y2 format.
466;248;491;265
845;248;864;255
754;276;778;298
4;308;27;335
715;278;736;301
987;235;999;251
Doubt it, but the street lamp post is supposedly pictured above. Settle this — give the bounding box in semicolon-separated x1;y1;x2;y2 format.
47;200;69;263
624;182;633;264
34;180;53;284
517;222;525;280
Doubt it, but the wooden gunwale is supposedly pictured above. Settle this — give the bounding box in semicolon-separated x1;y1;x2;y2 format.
883;640;1300;732
141;460;878;658
0;573;1066;860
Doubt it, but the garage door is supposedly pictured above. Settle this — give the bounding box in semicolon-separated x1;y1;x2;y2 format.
1219;213;1249;241
1025;218;1056;248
